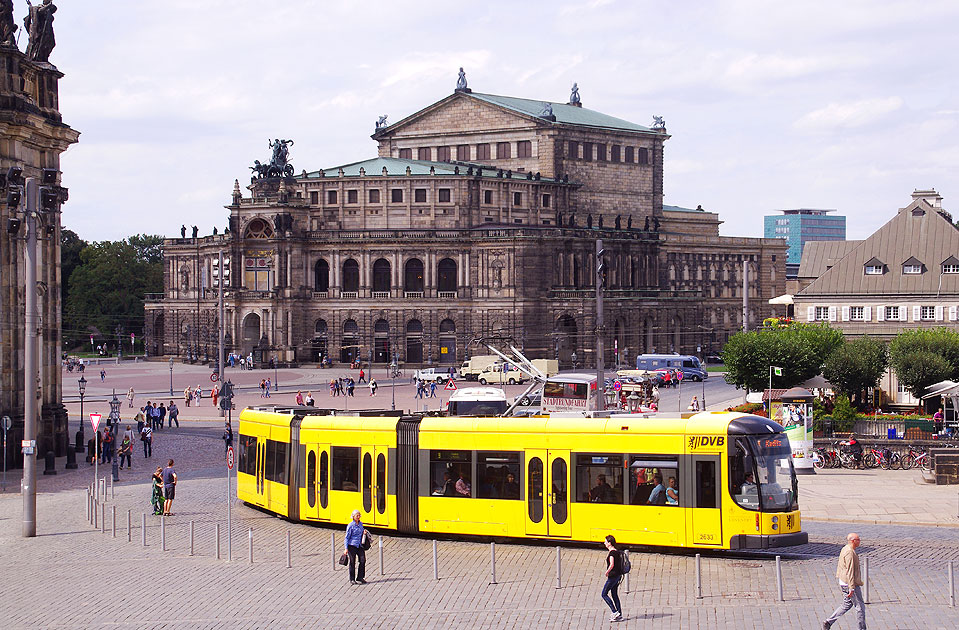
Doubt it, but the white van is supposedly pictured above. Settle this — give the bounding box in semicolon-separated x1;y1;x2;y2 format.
477;364;528;385
446;387;508;416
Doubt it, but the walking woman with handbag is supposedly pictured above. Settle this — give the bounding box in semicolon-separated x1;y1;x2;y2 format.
344;509;370;585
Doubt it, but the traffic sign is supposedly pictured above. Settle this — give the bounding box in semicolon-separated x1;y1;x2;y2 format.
613;380;622;392
676;371;684;381
2;415;11;430
89;413;102;432
444;379;457;391
227;446;235;470
210;372;219;382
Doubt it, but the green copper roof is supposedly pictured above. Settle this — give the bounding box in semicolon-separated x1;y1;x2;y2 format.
663;204;705;213
301;157;566;182
469;92;653;133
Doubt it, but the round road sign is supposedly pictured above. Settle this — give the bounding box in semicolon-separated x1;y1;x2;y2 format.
613;380;622;391
210;372;219;382
227;445;235;470
676;371;684;381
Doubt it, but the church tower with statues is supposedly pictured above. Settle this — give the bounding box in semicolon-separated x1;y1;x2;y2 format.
0;0;80;467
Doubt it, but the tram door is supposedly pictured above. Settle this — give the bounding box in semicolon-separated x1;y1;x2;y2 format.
361;446;389;526
302;444;330;521
254;439;267;508
525;450;572;538
691;455;722;546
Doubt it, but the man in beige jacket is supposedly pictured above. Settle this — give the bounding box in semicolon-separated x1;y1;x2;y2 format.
823;532;866;629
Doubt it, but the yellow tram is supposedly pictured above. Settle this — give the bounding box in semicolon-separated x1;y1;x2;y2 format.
236;407;806;550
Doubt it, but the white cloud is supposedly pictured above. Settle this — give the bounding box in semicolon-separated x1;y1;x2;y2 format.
793;97;904;132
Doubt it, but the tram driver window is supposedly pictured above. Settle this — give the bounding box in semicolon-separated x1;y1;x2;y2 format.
627;457;680;506
476;451;521;499
332;446;359;492
430;450;472;497
729;438;758;510
575;454;624;504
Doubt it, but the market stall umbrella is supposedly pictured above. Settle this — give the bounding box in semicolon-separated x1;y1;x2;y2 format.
768;294;793;317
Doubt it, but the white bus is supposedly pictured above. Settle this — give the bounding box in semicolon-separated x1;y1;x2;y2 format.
540;372;604;415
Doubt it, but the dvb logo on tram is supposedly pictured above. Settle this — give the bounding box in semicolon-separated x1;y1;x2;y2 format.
688;435;725;449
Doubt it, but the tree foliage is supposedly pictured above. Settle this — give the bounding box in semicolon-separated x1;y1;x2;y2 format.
63;236;164;347
821;337;889;407
889;328;959;398
60;228;88;306
831;394;857;433
721;323;845;392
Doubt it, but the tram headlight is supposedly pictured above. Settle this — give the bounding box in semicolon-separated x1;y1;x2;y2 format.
772;523;778;530
771;516;779;523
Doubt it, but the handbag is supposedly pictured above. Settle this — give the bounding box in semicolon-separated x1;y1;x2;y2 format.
361;530;372;551
338;551;349;566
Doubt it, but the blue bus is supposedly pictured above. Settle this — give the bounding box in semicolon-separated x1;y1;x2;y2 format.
635;354;708;381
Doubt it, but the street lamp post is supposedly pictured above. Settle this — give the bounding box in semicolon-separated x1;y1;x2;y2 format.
109;391;121;481
76;376;87;453
169;357;174;397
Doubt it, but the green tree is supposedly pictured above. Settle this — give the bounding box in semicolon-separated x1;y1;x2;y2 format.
889;328;959;398
63;237;164;348
721;323;844;392
60;228;88;306
821;337;889;408
831;394;857;433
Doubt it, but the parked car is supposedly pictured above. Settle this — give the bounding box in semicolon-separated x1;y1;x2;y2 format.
413;367;457;383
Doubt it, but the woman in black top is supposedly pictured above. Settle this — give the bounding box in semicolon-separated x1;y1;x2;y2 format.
601;535;624;621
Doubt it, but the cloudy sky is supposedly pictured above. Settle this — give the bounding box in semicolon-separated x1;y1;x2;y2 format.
43;0;959;241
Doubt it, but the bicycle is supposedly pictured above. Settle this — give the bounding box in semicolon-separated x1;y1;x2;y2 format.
901;446;933;471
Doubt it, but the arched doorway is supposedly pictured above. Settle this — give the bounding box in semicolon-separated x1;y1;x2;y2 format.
241;313;261;356
341;319;359;362
437;258;457;295
312;319;328;362
438;318;456;364
404;259;424;294
374;319;390;363
555;314;577;366
153;314;165;356
342;259;359;293
406;319;423;364
314;259;329;292
372;259;391;295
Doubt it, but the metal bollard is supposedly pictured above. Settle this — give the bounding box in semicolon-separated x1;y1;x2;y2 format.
863;556;869;603
141;513;146;546
379;536;384;576
100;502;105;534
433;540;439;580
695;553;702;599
950;561;955;608
287;530;292;568
248;528;253;564
555;546;562;589
190;521;195;556
111;505;116;537
331;532;336;570
111;474;114;500
775;555;784;602
161;516;166;551
625;551;630;593
127;509;132;543
85;488;90;522
216;523;221;560
490;542;497;584
92;500;97;528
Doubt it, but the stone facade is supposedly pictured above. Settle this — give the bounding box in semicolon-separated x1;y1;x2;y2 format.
145;88;784;369
0;44;80;466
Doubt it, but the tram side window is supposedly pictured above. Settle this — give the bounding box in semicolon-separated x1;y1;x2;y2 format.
265;439;288;483
729;438;758;510
430;450;472;497
332;446;359;491
476;451;521;499
627;457;680;506
238;435;257;476
575;454;624;504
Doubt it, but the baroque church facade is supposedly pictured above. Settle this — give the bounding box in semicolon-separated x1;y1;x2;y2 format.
145;78;785;368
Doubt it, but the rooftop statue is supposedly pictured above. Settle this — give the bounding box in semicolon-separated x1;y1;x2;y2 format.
24;0;56;63
0;0;17;47
456;67;468;91
540;102;553;117
375;114;388;129
251;139;295;179
569;82;581;105
652;115;665;129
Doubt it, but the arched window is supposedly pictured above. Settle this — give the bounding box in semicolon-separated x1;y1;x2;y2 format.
406;319;423;333
404;258;424;293
243;218;273;239
439;319;456;333
437;258;457;293
373;258;391;293
341;319;359;362
342;259;359;293
315;319;328;335
314;259;329;291
374;319;390;334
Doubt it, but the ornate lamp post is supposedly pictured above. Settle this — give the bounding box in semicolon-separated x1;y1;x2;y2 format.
604;388;617;410
627;392;641;414
169;357;174;397
109;391;121;481
76;376;87;453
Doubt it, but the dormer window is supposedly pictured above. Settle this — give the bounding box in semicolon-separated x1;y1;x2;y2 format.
942;256;959;274
863;257;885;275
901;256;924;274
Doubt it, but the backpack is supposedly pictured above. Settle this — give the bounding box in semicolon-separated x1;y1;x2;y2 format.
620;549;631;574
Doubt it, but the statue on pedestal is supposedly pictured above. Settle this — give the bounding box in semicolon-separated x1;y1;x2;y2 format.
0;0;17;47
24;0;57;63
569;83;581;105
455;67;469;91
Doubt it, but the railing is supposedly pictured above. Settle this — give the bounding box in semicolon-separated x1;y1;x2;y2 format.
371;291;390;299
144;293;164;302
438;291;457;299
404;291;424;299
302;226;660;243
311;291;328;298
341;291;358;298
238;291;273;300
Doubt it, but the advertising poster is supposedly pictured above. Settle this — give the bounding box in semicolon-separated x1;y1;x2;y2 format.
770;400;814;471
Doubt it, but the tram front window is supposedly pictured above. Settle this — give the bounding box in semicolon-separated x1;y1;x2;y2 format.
729;436;798;512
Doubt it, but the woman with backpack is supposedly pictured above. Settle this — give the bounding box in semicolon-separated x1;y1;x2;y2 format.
344;509;371;585
601;535;625;622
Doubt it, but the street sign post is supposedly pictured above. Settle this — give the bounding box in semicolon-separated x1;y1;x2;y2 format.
210;372;219;382
444;379;457;391
89;413;101;432
90;413;101;499
2;415;10;491
613;380;622;392
227;444;233;561
227;446;235;470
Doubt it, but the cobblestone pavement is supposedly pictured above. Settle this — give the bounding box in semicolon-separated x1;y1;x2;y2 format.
2;422;958;629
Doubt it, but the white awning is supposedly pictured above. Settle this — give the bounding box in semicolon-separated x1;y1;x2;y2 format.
921;381;959;399
768;294;794;305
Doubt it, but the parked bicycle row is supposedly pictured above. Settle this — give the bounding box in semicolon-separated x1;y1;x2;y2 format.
811;439;954;470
